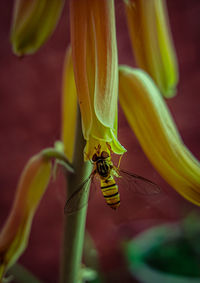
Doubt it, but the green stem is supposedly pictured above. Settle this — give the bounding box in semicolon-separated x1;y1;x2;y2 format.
59;110;92;283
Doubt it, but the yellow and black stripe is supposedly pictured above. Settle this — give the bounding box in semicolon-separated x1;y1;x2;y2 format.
101;177;120;210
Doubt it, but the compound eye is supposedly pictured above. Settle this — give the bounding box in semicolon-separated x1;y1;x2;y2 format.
92;153;98;162
101;151;109;159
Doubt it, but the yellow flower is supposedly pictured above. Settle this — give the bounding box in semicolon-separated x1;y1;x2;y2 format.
0;153;51;281
124;0;178;97
69;0;126;160
10;0;64;56
119;66;200;205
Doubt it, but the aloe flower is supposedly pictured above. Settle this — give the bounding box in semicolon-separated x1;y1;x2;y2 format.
124;0;178;97
119;66;200;205
10;0;64;56
69;0;126;160
0;153;51;281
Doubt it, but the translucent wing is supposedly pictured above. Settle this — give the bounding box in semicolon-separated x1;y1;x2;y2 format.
117;169;160;195
64;173;96;215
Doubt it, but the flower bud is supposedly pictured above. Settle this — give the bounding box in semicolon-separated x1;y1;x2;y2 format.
124;0;178;97
11;0;64;56
119;66;200;205
0;153;51;280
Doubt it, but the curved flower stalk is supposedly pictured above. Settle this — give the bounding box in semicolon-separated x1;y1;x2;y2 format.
70;0;126;160
10;0;64;56
0;153;51;281
119;66;200;206
124;0;178;98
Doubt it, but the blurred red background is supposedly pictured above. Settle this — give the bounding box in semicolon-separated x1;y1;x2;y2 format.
0;1;200;282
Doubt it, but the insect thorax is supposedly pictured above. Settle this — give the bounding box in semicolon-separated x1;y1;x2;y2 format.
96;159;111;178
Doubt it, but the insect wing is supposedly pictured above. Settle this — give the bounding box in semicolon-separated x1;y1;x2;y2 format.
64;174;95;214
117;169;160;195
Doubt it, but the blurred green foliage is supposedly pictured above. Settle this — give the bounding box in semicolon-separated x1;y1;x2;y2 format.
145;237;200;277
124;213;200;282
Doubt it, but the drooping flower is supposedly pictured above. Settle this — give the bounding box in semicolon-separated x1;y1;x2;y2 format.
124;0;178;97
10;0;64;56
0;153;51;281
69;0;126;160
119;66;200;205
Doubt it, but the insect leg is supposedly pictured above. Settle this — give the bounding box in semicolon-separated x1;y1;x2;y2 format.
117;154;123;169
106;142;113;154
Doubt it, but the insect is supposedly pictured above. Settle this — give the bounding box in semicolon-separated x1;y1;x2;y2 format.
64;146;160;214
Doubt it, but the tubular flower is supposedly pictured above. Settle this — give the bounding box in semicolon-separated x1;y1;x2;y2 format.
0;153;51;281
70;0;126;160
10;0;64;56
124;0;178;98
119;66;200;206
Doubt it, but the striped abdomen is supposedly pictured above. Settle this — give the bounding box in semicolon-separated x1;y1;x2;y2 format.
101;176;120;210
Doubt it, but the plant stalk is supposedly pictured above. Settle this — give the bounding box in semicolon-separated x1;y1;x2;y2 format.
59;109;92;283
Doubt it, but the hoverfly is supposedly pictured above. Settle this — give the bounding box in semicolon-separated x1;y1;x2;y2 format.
64;146;160;214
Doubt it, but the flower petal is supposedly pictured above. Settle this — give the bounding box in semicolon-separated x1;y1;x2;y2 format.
0;153;51;280
70;0;92;139
124;0;178;97
61;47;77;163
11;0;64;56
119;66;200;205
90;0;118;128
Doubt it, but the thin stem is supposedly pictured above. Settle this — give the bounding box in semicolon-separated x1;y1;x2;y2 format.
59;109;92;283
42;148;74;173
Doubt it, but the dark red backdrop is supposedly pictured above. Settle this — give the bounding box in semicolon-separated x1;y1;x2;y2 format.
0;1;200;282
